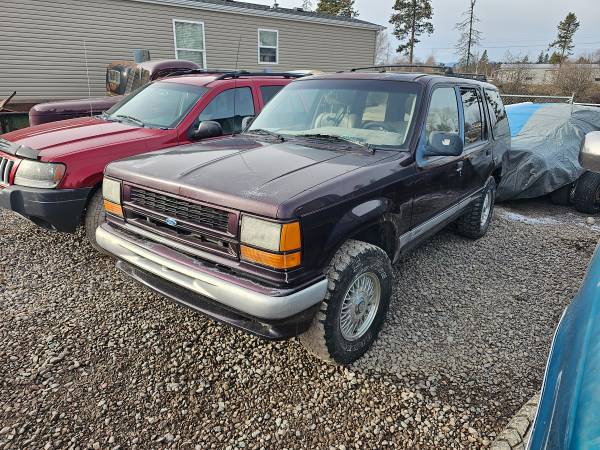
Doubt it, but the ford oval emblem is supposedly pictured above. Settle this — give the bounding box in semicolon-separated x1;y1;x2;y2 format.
165;217;177;227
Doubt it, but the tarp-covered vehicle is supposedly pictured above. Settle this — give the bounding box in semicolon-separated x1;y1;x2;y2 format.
498;103;600;212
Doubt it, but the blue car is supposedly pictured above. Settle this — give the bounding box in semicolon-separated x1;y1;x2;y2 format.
528;131;600;449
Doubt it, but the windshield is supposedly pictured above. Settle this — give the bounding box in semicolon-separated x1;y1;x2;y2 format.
105;81;207;128
248;79;421;149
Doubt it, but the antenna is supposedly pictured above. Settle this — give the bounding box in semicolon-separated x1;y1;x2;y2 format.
83;40;93;117
232;35;242;135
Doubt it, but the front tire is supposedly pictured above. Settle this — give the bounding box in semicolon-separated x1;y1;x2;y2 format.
299;240;393;365
84;189;108;254
573;171;600;214
455;178;496;239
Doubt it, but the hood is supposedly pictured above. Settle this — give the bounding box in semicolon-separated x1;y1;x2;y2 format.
106;136;398;218
30;96;122;115
1;117;166;160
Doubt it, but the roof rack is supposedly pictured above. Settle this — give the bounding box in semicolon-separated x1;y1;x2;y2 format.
445;72;487;82
165;69;307;80
214;71;307;80
345;64;449;73
342;64;488;82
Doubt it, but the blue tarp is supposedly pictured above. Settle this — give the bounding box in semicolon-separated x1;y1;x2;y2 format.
497;103;600;201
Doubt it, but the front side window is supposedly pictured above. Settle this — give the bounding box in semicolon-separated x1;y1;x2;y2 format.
199;87;255;134
248;79;421;149
105;81;207;128
173;20;206;68
258;29;278;64
461;88;485;145
424;87;460;145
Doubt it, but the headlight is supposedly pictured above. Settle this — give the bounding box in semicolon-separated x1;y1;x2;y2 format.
102;178;121;204
240;216;301;269
241;216;283;251
102;178;123;217
13;160;65;188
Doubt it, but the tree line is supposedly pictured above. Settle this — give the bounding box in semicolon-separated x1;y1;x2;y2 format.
312;0;588;72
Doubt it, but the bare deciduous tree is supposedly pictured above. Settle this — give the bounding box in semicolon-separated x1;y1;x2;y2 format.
551;62;595;99
375;31;392;64
498;54;533;93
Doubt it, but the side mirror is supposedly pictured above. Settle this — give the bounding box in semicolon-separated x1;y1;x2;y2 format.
241;116;255;132
191;120;223;140
580;132;600;173
424;132;464;157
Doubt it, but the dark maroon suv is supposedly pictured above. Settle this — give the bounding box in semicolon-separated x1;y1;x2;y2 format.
96;68;510;364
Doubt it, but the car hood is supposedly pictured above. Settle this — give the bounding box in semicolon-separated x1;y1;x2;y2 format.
1;117;166;160
106;136;399;218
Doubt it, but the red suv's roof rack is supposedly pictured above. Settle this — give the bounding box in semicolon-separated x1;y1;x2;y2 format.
166;69;307;80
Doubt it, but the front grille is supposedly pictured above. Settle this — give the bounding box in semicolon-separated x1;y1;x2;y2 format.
129;187;230;233
0;157;14;185
0;139;12;153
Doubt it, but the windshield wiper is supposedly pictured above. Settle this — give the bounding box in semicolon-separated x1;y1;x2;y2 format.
247;128;285;142
293;134;376;153
115;114;146;127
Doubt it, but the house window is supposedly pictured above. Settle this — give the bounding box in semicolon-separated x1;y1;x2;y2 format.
173;19;206;68
258;29;278;64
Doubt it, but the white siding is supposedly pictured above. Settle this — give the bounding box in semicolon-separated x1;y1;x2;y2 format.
0;0;378;102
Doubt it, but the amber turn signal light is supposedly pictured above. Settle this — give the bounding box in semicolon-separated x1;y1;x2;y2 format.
279;222;301;251
241;245;301;270
103;199;124;217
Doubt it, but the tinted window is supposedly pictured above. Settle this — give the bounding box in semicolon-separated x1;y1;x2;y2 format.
199;87;255;134
484;89;507;128
260;85;284;105
461;88;485;145
425;87;460;144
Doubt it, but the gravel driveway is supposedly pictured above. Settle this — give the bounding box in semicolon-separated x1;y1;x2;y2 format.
0;202;597;449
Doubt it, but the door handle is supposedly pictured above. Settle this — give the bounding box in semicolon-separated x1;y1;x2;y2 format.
456;161;464;174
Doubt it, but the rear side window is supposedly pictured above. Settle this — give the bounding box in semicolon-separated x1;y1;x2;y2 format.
460;88;485;145
260;85;284;105
199;87;255;134
484;89;507;128
425;87;460;144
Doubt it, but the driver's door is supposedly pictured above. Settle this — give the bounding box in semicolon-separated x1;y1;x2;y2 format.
410;85;465;227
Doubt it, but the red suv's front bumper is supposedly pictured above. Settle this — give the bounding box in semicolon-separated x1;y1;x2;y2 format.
0;185;92;232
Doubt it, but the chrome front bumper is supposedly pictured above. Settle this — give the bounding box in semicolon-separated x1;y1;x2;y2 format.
96;223;328;320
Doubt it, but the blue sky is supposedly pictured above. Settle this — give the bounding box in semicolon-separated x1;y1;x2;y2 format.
253;0;600;63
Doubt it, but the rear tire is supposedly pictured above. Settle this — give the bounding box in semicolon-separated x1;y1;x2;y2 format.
549;183;574;206
299;240;393;365
84;189;108;254
455;178;496;239
573;171;600;214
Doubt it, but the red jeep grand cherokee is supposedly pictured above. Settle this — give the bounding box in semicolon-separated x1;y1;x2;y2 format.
0;71;298;250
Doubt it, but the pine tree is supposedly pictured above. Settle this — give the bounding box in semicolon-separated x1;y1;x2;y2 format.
544;52;550;63
479;49;489;65
316;0;358;17
549;52;563;65
455;0;482;70
389;0;434;64
549;12;580;65
478;49;489;75
537;50;545;64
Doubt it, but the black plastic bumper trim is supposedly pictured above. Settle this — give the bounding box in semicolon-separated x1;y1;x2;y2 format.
0;185;92;232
